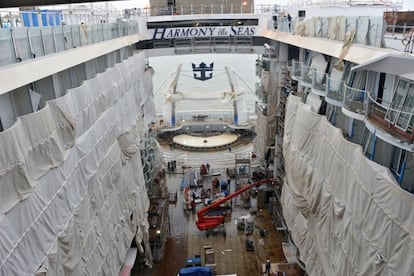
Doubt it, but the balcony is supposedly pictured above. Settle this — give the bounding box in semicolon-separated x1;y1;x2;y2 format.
300;64;314;88
366;93;414;150
311;70;327;97
255;82;267;103
290;60;301;81
342;84;366;121
325;77;344;107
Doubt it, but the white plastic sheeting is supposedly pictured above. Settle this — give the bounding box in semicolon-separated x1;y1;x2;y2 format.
305;93;322;113
282;95;414;275
0;52;154;275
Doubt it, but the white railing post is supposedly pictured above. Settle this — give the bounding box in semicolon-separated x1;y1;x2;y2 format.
11;11;18;28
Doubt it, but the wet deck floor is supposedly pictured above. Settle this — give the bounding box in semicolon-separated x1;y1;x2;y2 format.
132;171;305;276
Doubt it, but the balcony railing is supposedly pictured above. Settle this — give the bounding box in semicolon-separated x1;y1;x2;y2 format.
291;60;301;80
312;70;327;96
300;64;314;87
0;9;135;28
326;77;344;105
367;93;414;141
255;83;267;103
343;84;366;115
0;10;139;67
148;4;254;16
143;3;278;16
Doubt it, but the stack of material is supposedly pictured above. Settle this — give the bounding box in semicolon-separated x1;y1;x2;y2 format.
204;245;216;270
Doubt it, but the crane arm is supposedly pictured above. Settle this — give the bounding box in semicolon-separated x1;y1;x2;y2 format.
195;178;271;231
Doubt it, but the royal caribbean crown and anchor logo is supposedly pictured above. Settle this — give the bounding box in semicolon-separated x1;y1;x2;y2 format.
192;62;214;81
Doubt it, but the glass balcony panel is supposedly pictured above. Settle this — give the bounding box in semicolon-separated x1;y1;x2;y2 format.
291;60;301;79
326;77;344;103
255;82;267;102
343;84;366;114
367;93;391;123
385;79;408;123
312;70;327;95
395;84;414;131
300;63;313;86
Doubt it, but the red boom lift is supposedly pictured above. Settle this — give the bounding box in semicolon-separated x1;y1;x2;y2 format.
195;178;271;233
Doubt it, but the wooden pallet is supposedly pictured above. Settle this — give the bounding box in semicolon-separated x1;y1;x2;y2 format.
203;245;216;270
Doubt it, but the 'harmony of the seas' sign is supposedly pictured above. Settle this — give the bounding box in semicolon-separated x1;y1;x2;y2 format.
152;26;257;40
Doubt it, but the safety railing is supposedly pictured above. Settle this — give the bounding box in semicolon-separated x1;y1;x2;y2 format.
174;110;235;125
255;83;267;103
326;76;345;105
0;9;135;28
148;4;253;16
386;24;414;36
343;84;367;115
312;70;327;96
291;60;301;80
367;92;414;139
142;3;277;16
300;63;314;87
0;10;139;67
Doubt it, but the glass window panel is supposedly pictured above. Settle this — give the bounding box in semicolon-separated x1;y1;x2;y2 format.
391;146;402;174
385;79;408;123
396;83;414;130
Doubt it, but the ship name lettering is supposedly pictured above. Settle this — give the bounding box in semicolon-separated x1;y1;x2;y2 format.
230;26;256;36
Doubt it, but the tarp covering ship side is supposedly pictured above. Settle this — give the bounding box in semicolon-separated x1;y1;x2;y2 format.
0;53;156;275
282;95;414;275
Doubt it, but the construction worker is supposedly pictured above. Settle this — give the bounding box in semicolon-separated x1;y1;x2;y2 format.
265;259;271;275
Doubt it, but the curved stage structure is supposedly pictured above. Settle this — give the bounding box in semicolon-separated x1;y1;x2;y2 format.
173;133;239;149
158;123;255;151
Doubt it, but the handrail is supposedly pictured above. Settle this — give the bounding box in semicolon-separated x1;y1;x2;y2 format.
312;70;327;94
0;4;277;29
291;60;301;78
0;9;132;28
343;83;366;101
367;92;414;117
300;63;314;85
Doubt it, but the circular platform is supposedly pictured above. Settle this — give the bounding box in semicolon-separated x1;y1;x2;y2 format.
173;133;238;149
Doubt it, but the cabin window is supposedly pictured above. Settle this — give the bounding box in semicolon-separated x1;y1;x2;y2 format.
385;79;414;132
390;147;407;183
360;127;375;159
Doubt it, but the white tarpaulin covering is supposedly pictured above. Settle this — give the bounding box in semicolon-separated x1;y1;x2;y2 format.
0;52;154;275
282;95;414;275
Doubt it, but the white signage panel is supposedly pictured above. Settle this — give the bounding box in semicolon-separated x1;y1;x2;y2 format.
152;26;257;39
